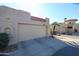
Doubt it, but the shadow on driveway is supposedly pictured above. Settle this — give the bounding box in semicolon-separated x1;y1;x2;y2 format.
1;36;79;56
53;36;79;56
53;45;79;56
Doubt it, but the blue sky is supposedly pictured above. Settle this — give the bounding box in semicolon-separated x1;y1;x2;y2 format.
0;3;79;24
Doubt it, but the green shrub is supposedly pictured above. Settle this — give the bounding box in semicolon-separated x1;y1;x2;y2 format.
0;33;9;49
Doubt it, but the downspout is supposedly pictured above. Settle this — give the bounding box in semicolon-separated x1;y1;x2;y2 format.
45;18;50;37
53;25;56;35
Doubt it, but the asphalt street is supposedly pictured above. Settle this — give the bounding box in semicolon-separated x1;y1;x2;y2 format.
53;35;79;56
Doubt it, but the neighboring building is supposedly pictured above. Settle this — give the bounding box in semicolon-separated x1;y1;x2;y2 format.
73;24;79;32
51;18;78;34
0;6;50;45
64;18;77;33
57;23;66;34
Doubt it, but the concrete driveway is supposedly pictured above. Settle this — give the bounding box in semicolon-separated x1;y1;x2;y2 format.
0;36;68;56
1;35;79;56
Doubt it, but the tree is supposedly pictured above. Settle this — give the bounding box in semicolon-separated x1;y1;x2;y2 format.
51;22;60;35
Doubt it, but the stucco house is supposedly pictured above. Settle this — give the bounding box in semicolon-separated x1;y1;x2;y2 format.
0;6;50;45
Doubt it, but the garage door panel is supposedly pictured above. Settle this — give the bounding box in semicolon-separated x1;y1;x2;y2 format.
18;24;46;41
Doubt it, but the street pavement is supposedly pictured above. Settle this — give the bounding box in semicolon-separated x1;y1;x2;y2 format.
54;35;79;46
53;35;79;56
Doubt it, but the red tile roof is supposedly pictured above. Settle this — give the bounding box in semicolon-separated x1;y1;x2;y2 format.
31;16;46;22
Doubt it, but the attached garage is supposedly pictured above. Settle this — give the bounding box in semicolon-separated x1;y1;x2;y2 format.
18;23;47;42
0;6;50;45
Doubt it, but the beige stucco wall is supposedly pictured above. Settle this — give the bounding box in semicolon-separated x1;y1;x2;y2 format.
0;6;49;45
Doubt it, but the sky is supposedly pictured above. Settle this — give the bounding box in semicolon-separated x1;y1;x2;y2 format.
0;3;79;24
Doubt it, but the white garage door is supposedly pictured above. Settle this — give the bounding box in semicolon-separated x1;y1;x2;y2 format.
18;24;46;42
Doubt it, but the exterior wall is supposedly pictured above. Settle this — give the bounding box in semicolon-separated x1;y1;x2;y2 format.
64;19;77;33
45;18;50;36
51;18;78;34
64;21;76;27
57;19;78;34
58;24;79;34
73;26;79;32
0;6;49;45
57;24;67;33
